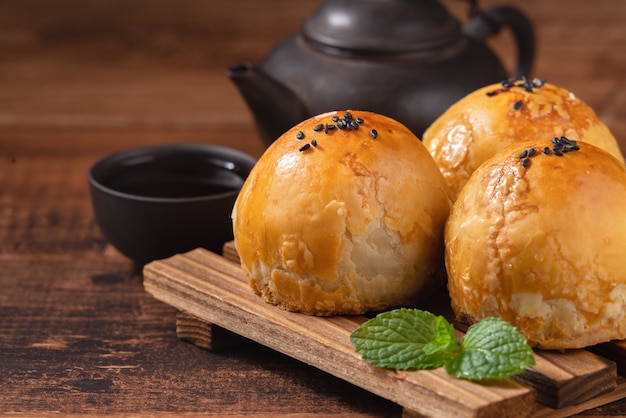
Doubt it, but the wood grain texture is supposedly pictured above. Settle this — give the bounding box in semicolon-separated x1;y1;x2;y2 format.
144;248;536;418
516;351;616;408
1;0;625;416
143;245;626;417
227;242;622;411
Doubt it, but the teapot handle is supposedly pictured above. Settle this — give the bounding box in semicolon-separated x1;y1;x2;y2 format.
464;5;535;79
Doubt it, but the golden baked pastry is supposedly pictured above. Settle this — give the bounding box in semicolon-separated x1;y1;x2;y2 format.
423;78;625;198
233;110;453;316
445;137;626;349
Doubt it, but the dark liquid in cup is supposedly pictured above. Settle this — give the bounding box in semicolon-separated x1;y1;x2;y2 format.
102;158;245;199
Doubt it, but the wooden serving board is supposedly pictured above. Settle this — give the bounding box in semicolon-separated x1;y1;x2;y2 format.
142;243;626;418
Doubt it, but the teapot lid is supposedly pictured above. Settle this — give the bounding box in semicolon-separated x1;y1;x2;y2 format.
302;0;461;54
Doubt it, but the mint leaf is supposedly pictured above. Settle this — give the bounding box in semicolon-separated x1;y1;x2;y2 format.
445;317;536;381
350;308;458;370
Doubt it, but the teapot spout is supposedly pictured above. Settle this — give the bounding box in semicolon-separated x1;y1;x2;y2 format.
228;63;308;146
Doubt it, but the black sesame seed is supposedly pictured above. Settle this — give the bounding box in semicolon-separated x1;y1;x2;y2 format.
336;120;346;129
370;129;378;139
486;90;498;97
533;78;547;88
518;150;528;159
513;99;523;110
502;80;515;88
553;149;563;156
331;115;339;122
521;157;531;167
299;143;311;152
562;136;576;145
519;75;534;92
313;124;323;132
356;117;364;124
352;120;360;130
527;147;537;157
325;123;336;134
296;131;304;140
543;147;550;154
311;139;317;147
344;112;353;120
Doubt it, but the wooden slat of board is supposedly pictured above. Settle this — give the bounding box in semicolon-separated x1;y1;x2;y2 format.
143;249;535;418
145;244;626;416
589;341;626;376
172;312;626;418
219;241;620;409
516;349;616;408
533;378;626;418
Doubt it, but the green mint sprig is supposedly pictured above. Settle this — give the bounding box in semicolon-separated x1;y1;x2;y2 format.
350;309;535;381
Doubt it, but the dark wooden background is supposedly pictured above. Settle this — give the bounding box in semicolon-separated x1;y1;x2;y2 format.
1;0;625;416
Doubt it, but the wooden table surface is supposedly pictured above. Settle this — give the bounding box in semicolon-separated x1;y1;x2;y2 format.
1;0;625;416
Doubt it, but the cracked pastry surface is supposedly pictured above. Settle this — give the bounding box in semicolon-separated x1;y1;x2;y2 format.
423;79;625;199
233;110;452;316
445;138;626;349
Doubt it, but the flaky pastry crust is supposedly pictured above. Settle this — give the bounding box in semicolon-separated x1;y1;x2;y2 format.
423;80;625;199
233;110;452;315
445;138;626;349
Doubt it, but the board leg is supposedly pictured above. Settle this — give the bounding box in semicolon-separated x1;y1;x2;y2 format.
176;311;248;351
402;408;427;418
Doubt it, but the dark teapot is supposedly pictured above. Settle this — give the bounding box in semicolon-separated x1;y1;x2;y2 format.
228;0;535;145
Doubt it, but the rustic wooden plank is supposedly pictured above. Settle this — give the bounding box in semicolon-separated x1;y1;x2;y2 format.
206;242;625;412
589;341;626;376
2;0;625;415
516;350;616;408
176;311;248;351
143;249;536;418
533;378;626;418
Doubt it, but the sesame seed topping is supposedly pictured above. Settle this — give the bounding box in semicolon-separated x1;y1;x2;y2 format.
299;143;311;152
487;77;548;97
519;136;579;168
513;99;523;110
296;131;304;140
520;75;534;92
302;112;378;143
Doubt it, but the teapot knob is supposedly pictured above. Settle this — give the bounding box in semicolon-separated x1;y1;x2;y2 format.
464;2;536;78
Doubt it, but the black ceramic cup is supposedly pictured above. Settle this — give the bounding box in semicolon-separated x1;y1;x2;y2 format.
88;143;257;266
